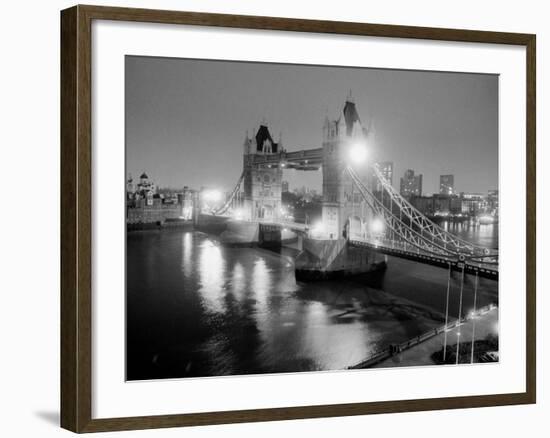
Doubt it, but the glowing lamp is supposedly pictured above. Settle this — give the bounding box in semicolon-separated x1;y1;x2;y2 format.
233;208;244;220
370;218;385;234
312;222;325;233
348;141;368;164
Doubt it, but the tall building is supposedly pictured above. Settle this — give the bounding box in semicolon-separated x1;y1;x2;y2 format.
399;169;423;198
439;174;455;195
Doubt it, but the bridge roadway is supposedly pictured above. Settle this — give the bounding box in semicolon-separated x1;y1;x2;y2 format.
220;217;498;280
257;219;310;233
349;237;498;280
256;220;498;280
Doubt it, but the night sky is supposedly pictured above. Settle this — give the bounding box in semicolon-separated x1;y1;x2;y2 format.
125;56;498;195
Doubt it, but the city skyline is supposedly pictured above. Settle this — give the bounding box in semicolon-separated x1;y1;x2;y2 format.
129;168;494;198
126;56;498;196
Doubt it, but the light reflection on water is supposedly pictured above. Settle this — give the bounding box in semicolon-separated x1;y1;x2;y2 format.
127;224;498;380
198;240;226;313
230;262;245;299
441;220;499;248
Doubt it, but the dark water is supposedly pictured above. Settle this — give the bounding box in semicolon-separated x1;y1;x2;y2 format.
126;222;498;380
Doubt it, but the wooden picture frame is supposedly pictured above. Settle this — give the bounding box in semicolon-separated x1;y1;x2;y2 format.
61;4;536;433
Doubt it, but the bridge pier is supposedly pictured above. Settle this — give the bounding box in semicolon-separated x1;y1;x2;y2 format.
195;213;231;235
258;223;282;248
295;237;386;281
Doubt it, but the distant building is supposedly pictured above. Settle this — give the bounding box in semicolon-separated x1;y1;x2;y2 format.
373;161;394;190
282;180;289;193
410;196;434;215
126;174;134;198
134;172;157;205
125;172;192;226
400;169;423;198
460;192;486;215
411;193;462;216
439;174;455;195
487;189;499;214
180;186;195;220
433;194;462;215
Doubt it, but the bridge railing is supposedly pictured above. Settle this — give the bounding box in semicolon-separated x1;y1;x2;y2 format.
348;166;460;258
213;171;245;216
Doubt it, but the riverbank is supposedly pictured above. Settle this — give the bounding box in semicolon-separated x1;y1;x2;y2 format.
127;218;193;232
350;306;498;369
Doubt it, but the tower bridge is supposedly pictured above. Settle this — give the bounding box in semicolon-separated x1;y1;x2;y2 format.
197;95;498;281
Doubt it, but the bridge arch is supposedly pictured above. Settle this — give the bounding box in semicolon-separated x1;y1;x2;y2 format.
347;215;365;241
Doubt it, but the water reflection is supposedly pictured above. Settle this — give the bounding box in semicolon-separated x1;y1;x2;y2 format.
441;221;499;249
126;225;498;380
230;262;246;299
198;240;226;313
182;232;193;276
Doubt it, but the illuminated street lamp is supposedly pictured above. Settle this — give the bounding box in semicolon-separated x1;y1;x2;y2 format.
310;221;325;239
232;208;244;220
201;189;223;213
348;141;368;165
370;217;385;235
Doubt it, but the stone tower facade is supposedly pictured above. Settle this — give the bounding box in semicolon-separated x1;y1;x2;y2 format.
322;98;370;239
242;124;284;221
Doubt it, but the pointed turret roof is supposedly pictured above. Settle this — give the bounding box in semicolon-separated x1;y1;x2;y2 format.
255;124;279;153
342;100;361;136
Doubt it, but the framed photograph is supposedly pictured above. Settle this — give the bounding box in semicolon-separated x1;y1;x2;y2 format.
60;5;536;433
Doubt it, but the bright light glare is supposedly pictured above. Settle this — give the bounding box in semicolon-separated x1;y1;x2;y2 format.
348;142;368;164
203;189;222;202
370;218;385;234
233;208;244;220
312;222;325;233
310;222;326;238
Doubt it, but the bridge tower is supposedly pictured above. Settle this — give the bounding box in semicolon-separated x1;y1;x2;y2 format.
322;96;371;239
242;124;284;221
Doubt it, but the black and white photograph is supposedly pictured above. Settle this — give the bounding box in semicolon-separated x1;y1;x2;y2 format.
125;56;499;381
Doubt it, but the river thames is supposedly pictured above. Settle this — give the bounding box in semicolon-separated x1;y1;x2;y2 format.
126;223;498;380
